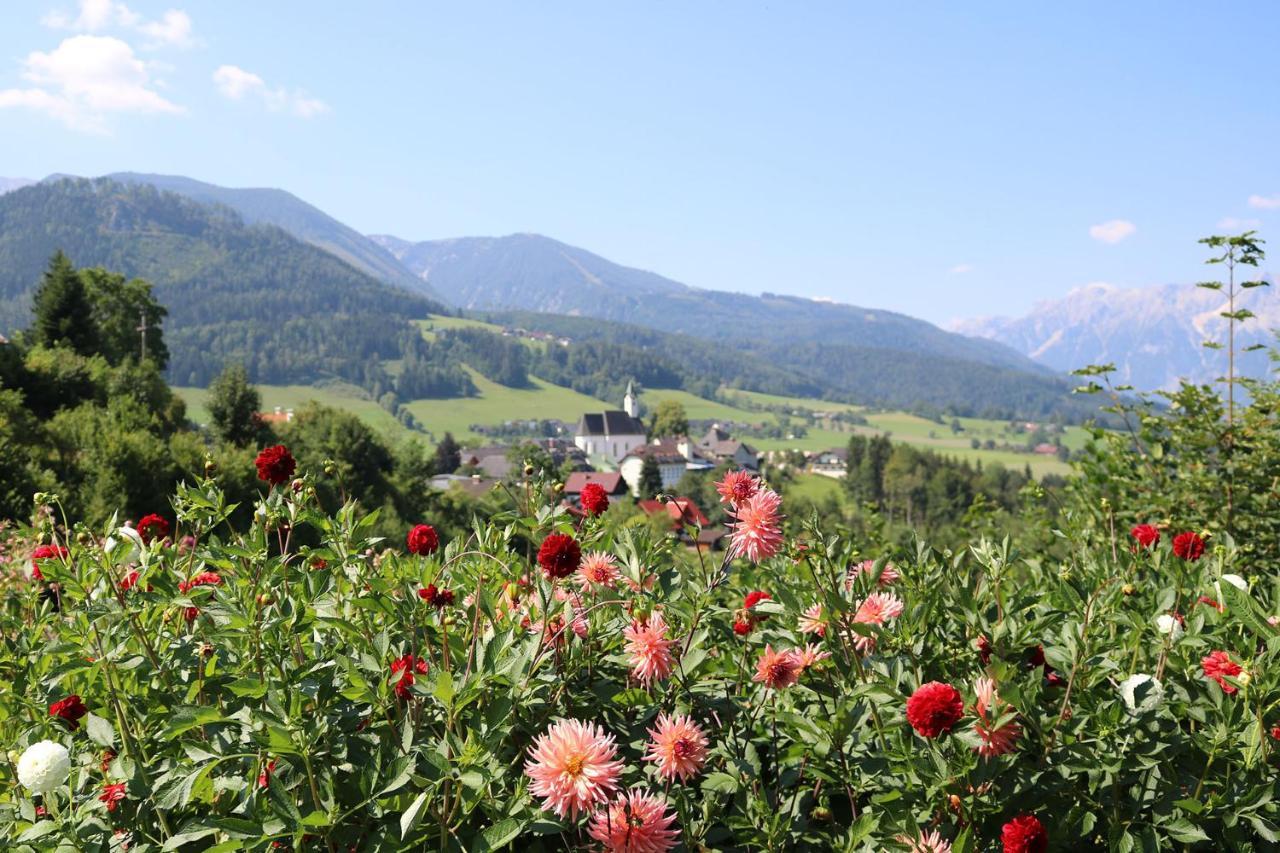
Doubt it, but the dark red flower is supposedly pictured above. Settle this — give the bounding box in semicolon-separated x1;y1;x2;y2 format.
905;682;964;738
1202;650;1243;694
50;694;88;730
100;782;127;813
406;524;439;556
184;606;200;623
537;533;581;580
743;590;772;611
1270;725;1280;741
1001;814;1047;853
31;544;68;580
732;619;752;636
390;654;429;701
118;570;140;592
579;482;610;516
255;445;296;486
258;758;277;789
101;749;116;773
976;635;993;665
417;584;454;608
1129;524;1160;550
136;514;170;545
1172;531;1205;561
309;558;328;571
178;572;223;594
1026;645;1046;668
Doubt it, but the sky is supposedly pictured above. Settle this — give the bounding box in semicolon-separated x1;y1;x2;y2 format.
1;1;1278;325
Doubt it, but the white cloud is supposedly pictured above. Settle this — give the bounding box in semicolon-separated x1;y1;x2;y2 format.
43;0;194;48
1217;216;1262;231
948;263;974;275
213;64;329;118
1248;194;1280;210
1089;219;1136;244
0;35;182;133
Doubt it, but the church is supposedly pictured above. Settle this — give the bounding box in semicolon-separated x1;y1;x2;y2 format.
573;382;647;463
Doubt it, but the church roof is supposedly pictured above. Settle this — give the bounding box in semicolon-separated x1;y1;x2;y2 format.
576;410;645;437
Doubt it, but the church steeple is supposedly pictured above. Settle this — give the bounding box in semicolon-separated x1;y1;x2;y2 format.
623;381;638;418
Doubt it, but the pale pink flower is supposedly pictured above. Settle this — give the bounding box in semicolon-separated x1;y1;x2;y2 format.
588;790;680;853
570;604;589;639
644;713;709;781
715;470;759;507
973;676;1021;758
896;828;953;853
753;645;802;690
847;559;900;589
624;613;676;685
525;719;624;819
798;603;826;636
795;643;831;671
728;488;784;563
578;552;620;590
848;591;905;654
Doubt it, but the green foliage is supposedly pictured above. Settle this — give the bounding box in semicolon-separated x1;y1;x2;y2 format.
206;364;264;448
432;432;461;475
30;251;99;357
81;267;169;370
638;455;663;499
647;400;689;439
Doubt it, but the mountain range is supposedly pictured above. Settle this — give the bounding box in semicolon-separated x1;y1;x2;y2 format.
950;282;1280;391
0;172;1102;419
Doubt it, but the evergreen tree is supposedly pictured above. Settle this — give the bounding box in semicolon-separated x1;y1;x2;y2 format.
433;432;462;474
638;454;663;499
31;251;99;356
207;364;262;447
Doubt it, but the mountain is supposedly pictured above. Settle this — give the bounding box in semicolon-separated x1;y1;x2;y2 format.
950;282;1280;391
370;233;1047;374
57;172;438;299
0;178;445;388
0;178;35;195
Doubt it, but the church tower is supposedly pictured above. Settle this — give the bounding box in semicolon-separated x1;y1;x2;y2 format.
623;380;638;418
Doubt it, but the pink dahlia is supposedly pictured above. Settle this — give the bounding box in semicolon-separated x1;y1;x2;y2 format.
973;677;1021;758
847;558;900;588
798;603;826;636
849;591;905;654
795;643;831;671
525;719;623;819
715;470;759;506
897;829;953;853
644;713;709;781
587;790;680;853
577;552;620;590
752;645;802;690
728;488;784;563
624;613;676;685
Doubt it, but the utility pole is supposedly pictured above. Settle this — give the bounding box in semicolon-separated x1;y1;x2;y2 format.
137;309;148;362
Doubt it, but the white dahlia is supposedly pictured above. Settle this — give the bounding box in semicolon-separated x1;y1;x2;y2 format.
16;740;71;794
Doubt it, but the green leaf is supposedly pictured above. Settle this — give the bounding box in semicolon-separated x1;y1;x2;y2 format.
85;712;116;748
702;772;739;793
162;827;219;850
434;669;454;706
162;706;229;740
400;790;430;840
226;677;267;698
477;818;524;851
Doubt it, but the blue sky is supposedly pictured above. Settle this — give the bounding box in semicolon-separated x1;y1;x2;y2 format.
2;2;1278;324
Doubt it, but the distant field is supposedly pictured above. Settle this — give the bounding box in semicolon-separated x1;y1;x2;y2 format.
640;389;766;424
784;472;846;504
177;383;407;435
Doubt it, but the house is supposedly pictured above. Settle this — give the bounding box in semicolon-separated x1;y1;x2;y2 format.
808;447;849;478
697;425;759;471
461;446;512;480
618;437;716;496
573;382;647;463
257;407;294;425
638;497;724;551
564;471;628;502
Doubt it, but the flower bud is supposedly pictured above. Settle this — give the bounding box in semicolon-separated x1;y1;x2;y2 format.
1122;583;1135;596
523;464;535;476
203;458;216;475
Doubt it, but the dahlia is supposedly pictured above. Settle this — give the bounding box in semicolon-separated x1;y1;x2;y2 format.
973;677;1020;758
1129;523;1160;549
31;544;68;581
715;470;759;507
732;619;752;637
118;570;142;593
258;758;277;788
578;552;620;590
795;643;831;670
1172;531;1205;561
136;514;170;545
976;635;993;665
847;558;900;588
753;645;802;690
538;533;582;580
1153;613;1184;641
1119;673;1163;715
587;790;680;853
1001;814;1047;853
644;713;708;781
390;654;429;700
727;488;784;563
898;829;953;853
1201;650;1243;694
417;585;454;608
849;591;905;654
178;572;222;594
254;445;296;486
743;590;772;612
798;603;826;636
524;719;623;819
580;482;610;516
16;740;71;794
406;524;440;556
100;781;127;812
624;613;676;685
905;682;964;738
49;695;88;730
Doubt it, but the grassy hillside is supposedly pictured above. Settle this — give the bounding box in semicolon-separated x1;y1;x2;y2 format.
177;383;407;435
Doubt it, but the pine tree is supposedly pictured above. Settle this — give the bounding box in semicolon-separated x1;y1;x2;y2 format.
433;432;462;474
207;364;263;447
31;251;100;356
638;454;663;499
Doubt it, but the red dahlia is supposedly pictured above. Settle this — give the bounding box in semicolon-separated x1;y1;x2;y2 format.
406;524;439;556
50;694;89;730
732;619;752;636
1172;531;1205;561
137;513;170;544
537;533;582;580
579;482;610;516
258;758;277;788
905;681;964;738
178;571;223;594
31;544;68;580
417;584;454;608
390;654;429;700
1201;650;1243;694
255;445;296;486
743;590;772;611
1129;524;1160;549
100;782;127;813
1001;814;1048;853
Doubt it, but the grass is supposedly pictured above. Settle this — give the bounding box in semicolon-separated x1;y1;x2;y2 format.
176;383;407;435
639;389;767;424
784;472;846;504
